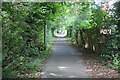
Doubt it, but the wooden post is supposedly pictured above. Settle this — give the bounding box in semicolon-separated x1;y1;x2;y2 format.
44;20;47;50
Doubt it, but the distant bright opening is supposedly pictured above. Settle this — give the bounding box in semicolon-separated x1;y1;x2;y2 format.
54;28;67;37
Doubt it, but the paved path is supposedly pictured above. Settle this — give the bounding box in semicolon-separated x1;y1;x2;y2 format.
41;38;88;78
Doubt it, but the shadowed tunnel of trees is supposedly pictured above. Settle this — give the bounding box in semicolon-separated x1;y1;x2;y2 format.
1;1;120;78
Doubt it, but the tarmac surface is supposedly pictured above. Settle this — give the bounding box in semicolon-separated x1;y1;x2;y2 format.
41;38;88;78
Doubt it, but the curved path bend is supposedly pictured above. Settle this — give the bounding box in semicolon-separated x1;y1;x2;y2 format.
41;38;88;78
